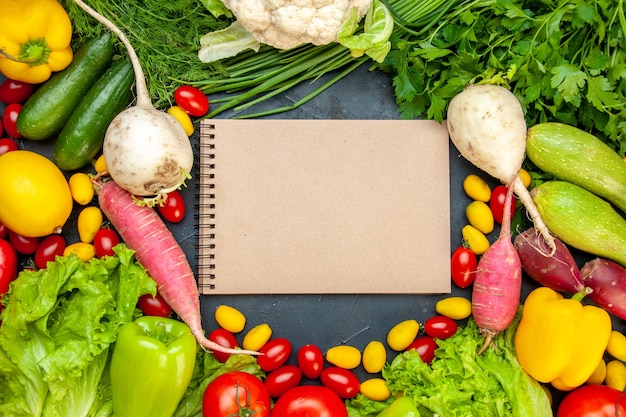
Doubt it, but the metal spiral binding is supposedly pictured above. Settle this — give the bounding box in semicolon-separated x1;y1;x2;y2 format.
197;123;217;291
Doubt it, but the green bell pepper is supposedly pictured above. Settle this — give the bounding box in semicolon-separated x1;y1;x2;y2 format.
110;316;197;417
377;396;421;417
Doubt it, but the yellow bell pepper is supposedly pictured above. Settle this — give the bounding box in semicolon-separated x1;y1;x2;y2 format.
515;287;612;391
0;0;73;83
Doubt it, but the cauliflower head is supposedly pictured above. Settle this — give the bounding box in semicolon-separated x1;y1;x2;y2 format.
221;0;374;49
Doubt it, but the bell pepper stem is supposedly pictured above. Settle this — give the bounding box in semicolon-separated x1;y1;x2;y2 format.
0;38;51;65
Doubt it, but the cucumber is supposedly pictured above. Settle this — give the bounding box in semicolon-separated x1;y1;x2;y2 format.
17;33;115;141
526;122;626;213
54;59;134;171
532;180;626;267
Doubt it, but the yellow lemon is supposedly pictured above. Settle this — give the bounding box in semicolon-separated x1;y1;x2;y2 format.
0;150;73;237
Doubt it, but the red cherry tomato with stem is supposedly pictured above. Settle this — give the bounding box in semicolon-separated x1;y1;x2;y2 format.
3;103;22;138
450;246;477;288
0;138;18;155
93;227;121;258
297;344;325;379
0;78;35;104
424;315;458;340
137;293;173;318
271;385;348;417
9;231;38;255
490;185;517;225
202;371;270;417
174;85;209;117
406;336;438;364
157;190;186;223
264;365;303;398
320;367;360;399
257;337;292;372
34;234;66;269
207;328;238;363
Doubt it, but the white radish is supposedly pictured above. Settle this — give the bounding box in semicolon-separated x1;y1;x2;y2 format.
446;84;555;253
74;0;193;202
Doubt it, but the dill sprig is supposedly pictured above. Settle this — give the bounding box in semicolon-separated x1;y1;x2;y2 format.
60;0;231;107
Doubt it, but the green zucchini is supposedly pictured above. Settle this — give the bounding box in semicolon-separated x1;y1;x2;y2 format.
526;122;626;213
532;180;626;267
17;32;115;141
54;59;134;171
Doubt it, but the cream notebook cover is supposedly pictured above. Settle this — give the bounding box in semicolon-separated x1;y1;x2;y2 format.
197;119;450;294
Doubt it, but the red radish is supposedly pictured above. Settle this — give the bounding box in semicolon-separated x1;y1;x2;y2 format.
514;228;585;294
96;179;258;355
471;179;522;354
581;257;626;320
447;84;555;253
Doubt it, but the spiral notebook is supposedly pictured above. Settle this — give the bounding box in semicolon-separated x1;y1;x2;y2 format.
197;119;450;294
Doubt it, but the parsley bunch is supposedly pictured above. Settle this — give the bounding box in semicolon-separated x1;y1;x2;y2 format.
381;0;626;152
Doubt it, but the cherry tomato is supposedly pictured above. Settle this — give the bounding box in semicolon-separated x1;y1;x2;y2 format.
9;231;38;255
320;367;360;399
93;227;121;258
450;246;477;288
297;344;325;379
557;384;626;417
174;85;209;117
0;222;8;239
424;315;458;340
271;385;348;417
257;337;292;372
264;365;302;398
202;371;270;417
2;103;22;138
34;234;66;269
137;293;173;318
0;78;35;104
0;238;18;314
207;328;238;363
157;190;186;223
489;185;517;224
0;138;18;155
406;336;438;364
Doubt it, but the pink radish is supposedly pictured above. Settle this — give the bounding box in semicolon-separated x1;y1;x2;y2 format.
447;84;555;253
471;180;522;354
581;257;626;320
96;179;258;355
514;228;585;294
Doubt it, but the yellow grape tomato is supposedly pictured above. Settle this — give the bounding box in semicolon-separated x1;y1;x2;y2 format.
94;154;108;173
607;330;626;362
64;242;96;262
77;206;103;243
435;297;472;320
462;225;490;255
605;360;626;391
167;105;194;136
465;200;494;234
387;319;419;351
362;340;386;373
215;304;246;333
360;378;391;401
463;174;491;202
585;359;606;385
325;345;362;369
519;168;531;188
243;323;272;351
68;172;94;205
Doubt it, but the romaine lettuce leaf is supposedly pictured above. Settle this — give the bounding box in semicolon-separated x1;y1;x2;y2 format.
347;311;551;417
0;244;156;417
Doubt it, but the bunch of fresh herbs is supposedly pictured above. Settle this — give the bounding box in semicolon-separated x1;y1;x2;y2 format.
381;0;625;151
